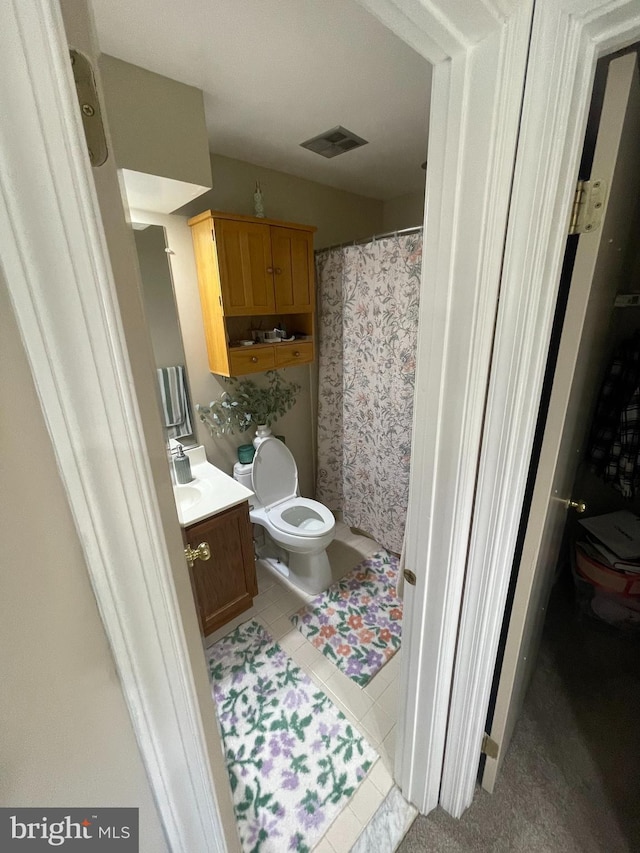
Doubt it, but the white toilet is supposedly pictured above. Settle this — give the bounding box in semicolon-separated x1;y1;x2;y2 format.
233;437;335;595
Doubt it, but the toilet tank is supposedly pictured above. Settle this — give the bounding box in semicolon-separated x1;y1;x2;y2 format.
233;461;253;487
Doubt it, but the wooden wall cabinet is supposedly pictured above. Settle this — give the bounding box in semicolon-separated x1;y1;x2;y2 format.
188;210;317;376
184;501;257;638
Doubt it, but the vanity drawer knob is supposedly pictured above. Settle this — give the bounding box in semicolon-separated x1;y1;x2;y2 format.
250;356;258;363
184;541;211;567
294;350;300;357
274;267;282;274
267;266;274;274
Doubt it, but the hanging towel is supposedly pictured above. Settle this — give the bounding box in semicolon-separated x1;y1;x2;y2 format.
157;365;193;439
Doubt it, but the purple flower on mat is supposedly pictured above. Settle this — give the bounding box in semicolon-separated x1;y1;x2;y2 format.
283;688;306;709
270;731;296;756
296;800;325;830
247;813;281;845
311;738;323;753
345;658;364;677
347;632;358;645
261;758;274;776
366;649;383;668
269;735;282;757
281;732;296;750
318;613;330;625
282;769;300;790
317;721;340;741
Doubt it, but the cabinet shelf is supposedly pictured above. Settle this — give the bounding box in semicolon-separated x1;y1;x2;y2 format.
188;210;317;376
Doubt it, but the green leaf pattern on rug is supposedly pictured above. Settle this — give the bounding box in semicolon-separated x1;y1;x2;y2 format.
291;550;402;686
209;620;376;852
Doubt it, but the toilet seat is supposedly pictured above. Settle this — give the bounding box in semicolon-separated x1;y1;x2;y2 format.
251;438;334;539
268;496;335;538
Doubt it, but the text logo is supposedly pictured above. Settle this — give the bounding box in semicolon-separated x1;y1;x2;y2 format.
1;809;138;850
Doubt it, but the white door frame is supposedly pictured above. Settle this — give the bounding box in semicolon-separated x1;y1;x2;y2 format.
357;0;533;812
1;2;533;849
441;0;640;818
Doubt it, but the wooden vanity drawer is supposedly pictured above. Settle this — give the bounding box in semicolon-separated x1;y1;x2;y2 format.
274;341;314;368
228;346;275;375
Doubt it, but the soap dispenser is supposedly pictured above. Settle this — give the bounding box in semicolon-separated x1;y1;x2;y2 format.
174;444;194;484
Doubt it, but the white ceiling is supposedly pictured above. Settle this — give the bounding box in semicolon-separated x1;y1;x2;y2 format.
90;0;431;200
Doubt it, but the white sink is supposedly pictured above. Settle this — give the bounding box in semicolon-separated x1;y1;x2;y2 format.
171;446;254;527
173;483;202;512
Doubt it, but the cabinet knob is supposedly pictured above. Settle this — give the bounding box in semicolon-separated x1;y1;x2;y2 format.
250;356;258;363
294;350;300;357
275;267;282;274
185;541;211;567
266;267;274;274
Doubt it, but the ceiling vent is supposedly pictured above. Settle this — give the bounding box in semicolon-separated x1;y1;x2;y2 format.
300;126;368;159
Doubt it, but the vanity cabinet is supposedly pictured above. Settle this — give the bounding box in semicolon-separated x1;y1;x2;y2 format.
188;210;316;376
184;501;257;637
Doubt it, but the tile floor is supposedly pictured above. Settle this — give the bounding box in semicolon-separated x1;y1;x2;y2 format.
205;521;402;851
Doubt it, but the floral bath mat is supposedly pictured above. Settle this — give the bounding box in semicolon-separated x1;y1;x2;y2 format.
208;620;376;853
290;550;402;687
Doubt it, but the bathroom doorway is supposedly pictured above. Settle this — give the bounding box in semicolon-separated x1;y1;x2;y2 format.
2;0;543;850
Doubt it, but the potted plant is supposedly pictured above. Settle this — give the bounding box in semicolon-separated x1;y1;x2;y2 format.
197;371;301;441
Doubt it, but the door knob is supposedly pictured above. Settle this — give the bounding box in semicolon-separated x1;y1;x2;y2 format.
567;499;587;513
185;541;211;567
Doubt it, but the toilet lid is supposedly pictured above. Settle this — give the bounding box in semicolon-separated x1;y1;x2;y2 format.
251;437;298;508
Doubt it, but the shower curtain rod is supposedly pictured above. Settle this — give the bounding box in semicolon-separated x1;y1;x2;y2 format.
316;224;423;254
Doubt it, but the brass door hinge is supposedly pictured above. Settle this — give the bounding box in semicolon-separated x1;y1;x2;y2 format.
403;568;416;586
481;733;499;759
568;178;606;235
70;50;108;167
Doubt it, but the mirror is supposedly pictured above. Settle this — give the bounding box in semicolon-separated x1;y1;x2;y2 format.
133;224;195;443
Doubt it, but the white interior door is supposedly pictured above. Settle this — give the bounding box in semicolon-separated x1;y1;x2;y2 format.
482;50;640;792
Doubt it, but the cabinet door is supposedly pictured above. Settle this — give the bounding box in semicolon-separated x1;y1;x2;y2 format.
185;502;257;637
215;219;276;315
271;226;314;313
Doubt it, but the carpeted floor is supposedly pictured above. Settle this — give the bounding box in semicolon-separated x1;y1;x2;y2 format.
398;579;640;852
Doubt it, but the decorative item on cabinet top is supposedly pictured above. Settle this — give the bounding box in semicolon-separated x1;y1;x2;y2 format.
188;209;317;377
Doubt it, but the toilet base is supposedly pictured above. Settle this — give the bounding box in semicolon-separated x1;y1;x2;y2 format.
287;549;332;595
256;554;290;582
255;535;332;596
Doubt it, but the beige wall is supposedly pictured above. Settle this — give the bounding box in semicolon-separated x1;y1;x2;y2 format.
135;225;186;369
178;153;384;249
99;54;211;189
382;189;425;232
0;275;168;851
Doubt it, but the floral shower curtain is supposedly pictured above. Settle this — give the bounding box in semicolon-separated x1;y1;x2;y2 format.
315;232;422;554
